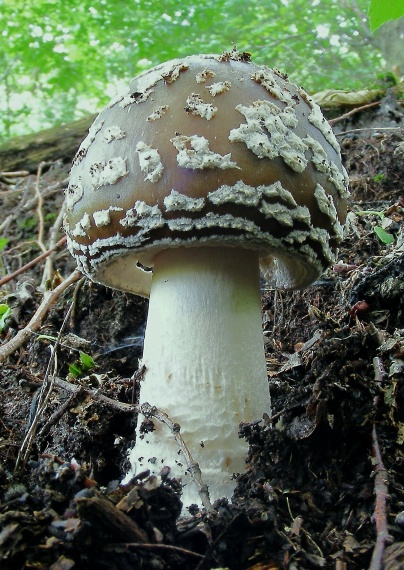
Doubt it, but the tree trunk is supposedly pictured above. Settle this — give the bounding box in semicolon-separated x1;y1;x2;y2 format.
0;114;97;173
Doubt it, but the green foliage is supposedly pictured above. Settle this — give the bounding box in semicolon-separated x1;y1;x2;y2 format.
0;304;11;333
18;216;38;232
68;351;95;377
374;226;395;244
372;173;385;182
0;238;9;252
357;209;395;244
0;0;391;142
369;0;404;31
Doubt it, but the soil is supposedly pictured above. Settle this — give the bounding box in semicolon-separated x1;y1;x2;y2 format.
0;93;403;570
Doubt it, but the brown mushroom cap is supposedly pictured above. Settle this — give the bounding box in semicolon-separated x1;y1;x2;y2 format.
64;53;349;296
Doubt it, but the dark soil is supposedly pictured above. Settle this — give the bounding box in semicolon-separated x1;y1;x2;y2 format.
0;95;403;569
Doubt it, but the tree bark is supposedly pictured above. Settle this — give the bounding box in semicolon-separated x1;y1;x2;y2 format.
0;114;97;173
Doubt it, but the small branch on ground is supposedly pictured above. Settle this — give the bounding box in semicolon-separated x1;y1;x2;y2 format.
140;401;213;512
0;269;80;362
329;101;381;125
369;394;393;570
15;306;73;472
0;236;67;287
40;203;66;289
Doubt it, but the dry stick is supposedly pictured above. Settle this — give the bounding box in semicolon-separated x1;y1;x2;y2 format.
328;101;381;125
14;305;74;471
140;402;213;512
41;203;66;290
35;161;57;254
106;542;204;560
0;269;80;362
369;355;392;570
0;176;32;235
15;307;71;472
22;178;68;212
0;236;67;287
0;170;30;178
369;420;392;570
336;126;402;136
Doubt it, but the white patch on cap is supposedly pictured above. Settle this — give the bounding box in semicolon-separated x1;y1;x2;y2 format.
120;201;164;231
259;201;311;227
69;212;92;237
261;181;298;207
106;86;130;109
159;60;189;83
89;157;128;190
164;190;205;212
93;207;124;228
305;135;330;173
298;88;340;155
229;100;308;172
206;81;231;96
171;135;240;170
252;68;295;106
195;69;216;83
102;126;126;143
65;181;84;211
70;221;87;238
147;106;169;121
119;89;154;108
80;213;92;231
72;119;104;165
136;142;164;183
305;136;349;199
185;93;217;120
208;180;262;207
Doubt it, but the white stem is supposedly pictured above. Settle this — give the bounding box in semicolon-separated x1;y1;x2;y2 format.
128;247;270;507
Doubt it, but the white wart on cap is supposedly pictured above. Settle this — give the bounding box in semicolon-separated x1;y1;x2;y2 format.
64;52;349;297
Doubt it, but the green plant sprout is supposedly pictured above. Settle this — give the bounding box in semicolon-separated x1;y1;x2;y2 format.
68;351;95;378
357;208;395;245
373;173;385;183
0;304;11;333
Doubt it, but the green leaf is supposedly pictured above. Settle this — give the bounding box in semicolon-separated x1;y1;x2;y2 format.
79;351;95;369
0;304;11;332
357;209;385;220
0;238;8;252
369;0;404;31
374;226;395;244
68;362;83;377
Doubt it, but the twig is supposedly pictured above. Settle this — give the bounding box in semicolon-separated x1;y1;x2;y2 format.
37;384;84;438
22;178;68;212
140;402;213;512
369;399;392;570
0;170;30;178
336;126;402;136
14;306;73;471
329;101;381;125
40;203;66;290
0;269;80;362
0;176;32;235
0;236;67;287
106;542;204;559
34;161;58;254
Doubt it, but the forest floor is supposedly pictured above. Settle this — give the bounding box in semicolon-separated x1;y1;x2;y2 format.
0;94;403;570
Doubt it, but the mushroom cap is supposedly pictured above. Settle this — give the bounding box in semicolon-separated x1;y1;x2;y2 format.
64;52;349;297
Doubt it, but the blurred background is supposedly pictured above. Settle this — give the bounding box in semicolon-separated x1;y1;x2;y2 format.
1;0;403;143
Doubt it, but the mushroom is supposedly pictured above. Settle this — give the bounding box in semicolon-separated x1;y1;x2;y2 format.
64;51;349;508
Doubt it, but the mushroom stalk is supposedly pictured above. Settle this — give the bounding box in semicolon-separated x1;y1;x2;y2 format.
129;246;269;507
